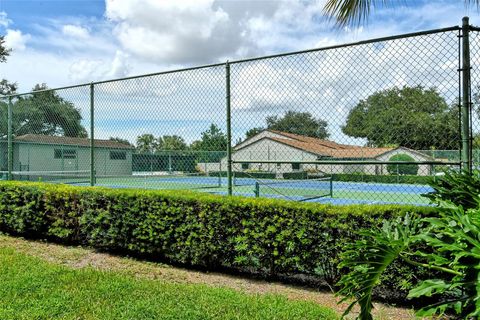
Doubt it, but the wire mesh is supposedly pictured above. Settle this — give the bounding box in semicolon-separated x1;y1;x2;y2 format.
230;28;462;205
2;22;478;206
469;27;480;169
92;65;227;189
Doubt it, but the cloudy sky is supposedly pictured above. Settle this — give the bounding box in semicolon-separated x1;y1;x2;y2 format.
0;0;478;91
0;0;479;144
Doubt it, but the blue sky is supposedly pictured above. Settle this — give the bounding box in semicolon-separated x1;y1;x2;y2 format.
0;0;479;91
0;0;479;143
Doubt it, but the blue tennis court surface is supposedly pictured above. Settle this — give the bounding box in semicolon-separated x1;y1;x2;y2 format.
19;171;432;206
82;175;433;206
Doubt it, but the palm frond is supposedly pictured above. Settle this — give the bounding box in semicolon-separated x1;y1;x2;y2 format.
323;0;388;27
323;0;480;27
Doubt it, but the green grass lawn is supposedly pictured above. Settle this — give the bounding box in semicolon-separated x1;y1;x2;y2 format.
0;247;338;320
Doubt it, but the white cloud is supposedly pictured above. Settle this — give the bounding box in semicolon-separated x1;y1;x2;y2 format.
106;50;130;78
4;29;31;51
105;0;237;64
0;11;11;28
2;0;480;144
69;59;104;82
62;24;89;39
68;50;131;83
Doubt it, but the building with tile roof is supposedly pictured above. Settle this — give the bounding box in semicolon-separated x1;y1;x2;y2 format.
220;130;433;176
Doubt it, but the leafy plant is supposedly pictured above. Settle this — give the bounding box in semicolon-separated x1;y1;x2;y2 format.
424;169;480;210
338;170;480;319
337;214;420;320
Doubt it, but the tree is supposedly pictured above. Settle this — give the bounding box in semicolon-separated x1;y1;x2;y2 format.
387;154;419;175
1;84;88;138
323;1;479;27
0;79;17;96
0;36;10;63
158;135;187;151
265;111;329;139
109;137;133;147
342;86;459;150
191;123;227;151
245;127;264;140
136;134;158;153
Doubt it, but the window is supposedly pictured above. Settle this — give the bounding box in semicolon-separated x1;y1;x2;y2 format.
110;151;127;160
54;149;76;159
241;163;249;170
291;163;300;170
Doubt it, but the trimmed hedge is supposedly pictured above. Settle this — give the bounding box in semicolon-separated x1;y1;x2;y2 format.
331;173;433;185
282;172;308;179
210;171;276;179
0;181;436;302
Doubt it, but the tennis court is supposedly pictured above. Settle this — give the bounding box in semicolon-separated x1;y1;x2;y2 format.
1;171;433;205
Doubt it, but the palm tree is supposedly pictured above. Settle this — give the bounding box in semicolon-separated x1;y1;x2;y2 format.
323;0;479;26
136;133;158;154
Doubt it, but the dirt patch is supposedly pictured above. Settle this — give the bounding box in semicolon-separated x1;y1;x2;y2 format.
0;235;417;319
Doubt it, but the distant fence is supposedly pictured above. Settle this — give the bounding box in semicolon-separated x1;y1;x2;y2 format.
1;17;480;205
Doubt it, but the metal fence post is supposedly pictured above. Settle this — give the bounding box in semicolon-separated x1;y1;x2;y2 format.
90;83;95;186
462;16;472;173
226;61;233;196
7;97;13;180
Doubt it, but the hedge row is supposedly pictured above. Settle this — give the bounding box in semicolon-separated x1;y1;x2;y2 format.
331;173;433;185
282;172;308;179
210;171;276;179
0;181;436;302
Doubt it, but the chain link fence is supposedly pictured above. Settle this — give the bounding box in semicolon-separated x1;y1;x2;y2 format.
2;18;479;205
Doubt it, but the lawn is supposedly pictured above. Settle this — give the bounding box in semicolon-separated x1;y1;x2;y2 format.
0;246;338;320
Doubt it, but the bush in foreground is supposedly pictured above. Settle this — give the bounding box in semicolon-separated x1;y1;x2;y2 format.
0;181;434;302
338;170;480;319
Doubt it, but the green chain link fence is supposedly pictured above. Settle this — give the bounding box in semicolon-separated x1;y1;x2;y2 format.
2;17;480;205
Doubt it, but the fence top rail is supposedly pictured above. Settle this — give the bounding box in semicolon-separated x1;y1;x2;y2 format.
232;160;461;166
0;24;463;99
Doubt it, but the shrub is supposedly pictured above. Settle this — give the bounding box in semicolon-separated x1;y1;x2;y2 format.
282;171;308;179
424;169;480;210
387;154;419;175
0;181;434;302
338;170;480;319
210;171;276;179
331;173;432;185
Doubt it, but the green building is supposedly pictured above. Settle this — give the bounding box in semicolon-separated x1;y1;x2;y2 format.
6;134;134;176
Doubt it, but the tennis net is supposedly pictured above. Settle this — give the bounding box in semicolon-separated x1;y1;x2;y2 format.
0;171;222;190
94;172;222;190
252;176;333;201
0;170;91;184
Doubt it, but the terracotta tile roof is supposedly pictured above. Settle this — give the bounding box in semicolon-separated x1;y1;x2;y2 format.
268;130;351;149
269;137;394;159
14;134;134;150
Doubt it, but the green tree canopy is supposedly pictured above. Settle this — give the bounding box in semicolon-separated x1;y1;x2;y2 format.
1;84;88;138
245;127;264;140
191;124;227;151
266;111;329;139
158;135;187;151
244;111;329;141
136;133;158;153
342;86;459;150
386;153;419;175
